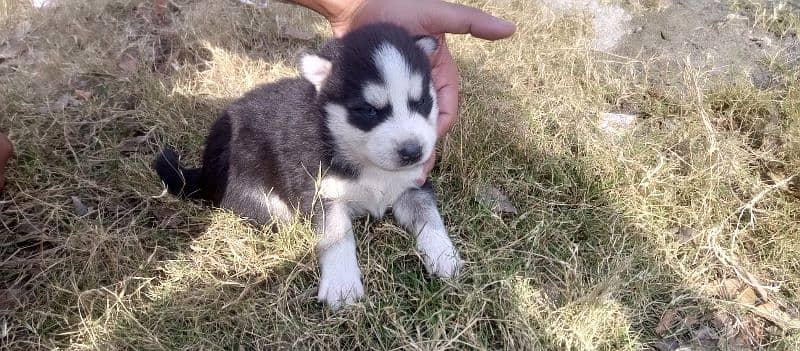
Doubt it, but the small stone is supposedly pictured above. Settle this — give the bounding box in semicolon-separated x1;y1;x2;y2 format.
71;196;89;217
474;183;518;215
599;112;636;135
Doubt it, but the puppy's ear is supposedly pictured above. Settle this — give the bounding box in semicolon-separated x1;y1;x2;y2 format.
414;35;438;56
299;52;332;92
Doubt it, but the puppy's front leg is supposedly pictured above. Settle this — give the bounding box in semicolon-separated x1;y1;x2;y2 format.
393;181;463;278
315;200;364;309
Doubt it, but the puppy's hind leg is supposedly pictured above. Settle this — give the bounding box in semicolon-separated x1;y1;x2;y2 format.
219;178;292;226
392;181;463;278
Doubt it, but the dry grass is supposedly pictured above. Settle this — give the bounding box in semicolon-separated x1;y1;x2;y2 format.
2;0;800;350
730;0;800;38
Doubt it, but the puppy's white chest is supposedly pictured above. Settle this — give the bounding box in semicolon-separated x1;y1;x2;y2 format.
321;167;420;218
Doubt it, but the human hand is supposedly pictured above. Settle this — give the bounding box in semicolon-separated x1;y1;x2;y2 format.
0;133;13;192
298;0;516;184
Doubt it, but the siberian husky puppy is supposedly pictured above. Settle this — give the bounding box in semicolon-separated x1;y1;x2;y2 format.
153;23;463;308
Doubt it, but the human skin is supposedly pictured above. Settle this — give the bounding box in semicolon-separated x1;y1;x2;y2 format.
0;133;12;192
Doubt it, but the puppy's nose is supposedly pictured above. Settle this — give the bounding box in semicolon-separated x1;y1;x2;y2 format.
397;140;422;164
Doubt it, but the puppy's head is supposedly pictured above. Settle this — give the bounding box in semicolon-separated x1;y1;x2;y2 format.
300;23;439;172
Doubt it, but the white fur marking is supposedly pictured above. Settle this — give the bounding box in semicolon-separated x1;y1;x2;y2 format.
324;103;367;165
373;43;412;117
417;228;463;278
408;73;423;101
320;167;421;218
263;191;292;222
415;36;438;56
316;203;364;309
363;83;389;109
300;54;332;91
317;238;364;309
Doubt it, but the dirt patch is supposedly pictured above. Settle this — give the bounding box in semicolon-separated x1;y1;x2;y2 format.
544;0;800;86
613;1;800;87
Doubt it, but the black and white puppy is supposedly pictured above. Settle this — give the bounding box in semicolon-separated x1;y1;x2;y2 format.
153;23;463;309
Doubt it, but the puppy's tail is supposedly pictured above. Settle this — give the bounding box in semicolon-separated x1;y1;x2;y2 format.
152;146;204;199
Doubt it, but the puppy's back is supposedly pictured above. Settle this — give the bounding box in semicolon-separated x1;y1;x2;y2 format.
201;77;328;213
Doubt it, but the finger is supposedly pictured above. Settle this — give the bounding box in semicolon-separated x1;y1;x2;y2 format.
431;39;459;138
423;2;516;40
417;152;436;186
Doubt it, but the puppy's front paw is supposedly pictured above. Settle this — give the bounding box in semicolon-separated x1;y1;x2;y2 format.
425;251;464;278
317;262;364;309
418;234;464;278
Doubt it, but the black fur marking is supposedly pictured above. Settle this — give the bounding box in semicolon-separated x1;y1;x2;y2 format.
409;82;433;118
346;100;392;132
419;179;435;195
198;112;232;204
152;146;204;199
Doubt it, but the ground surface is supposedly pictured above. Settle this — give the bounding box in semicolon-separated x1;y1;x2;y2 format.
2;0;800;350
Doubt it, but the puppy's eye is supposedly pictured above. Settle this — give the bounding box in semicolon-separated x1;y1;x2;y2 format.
354;105;378;118
413;95;430;109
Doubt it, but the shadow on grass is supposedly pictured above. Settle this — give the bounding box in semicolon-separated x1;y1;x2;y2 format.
428;60;711;350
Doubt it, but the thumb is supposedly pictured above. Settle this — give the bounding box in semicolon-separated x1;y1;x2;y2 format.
426;2;516;40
